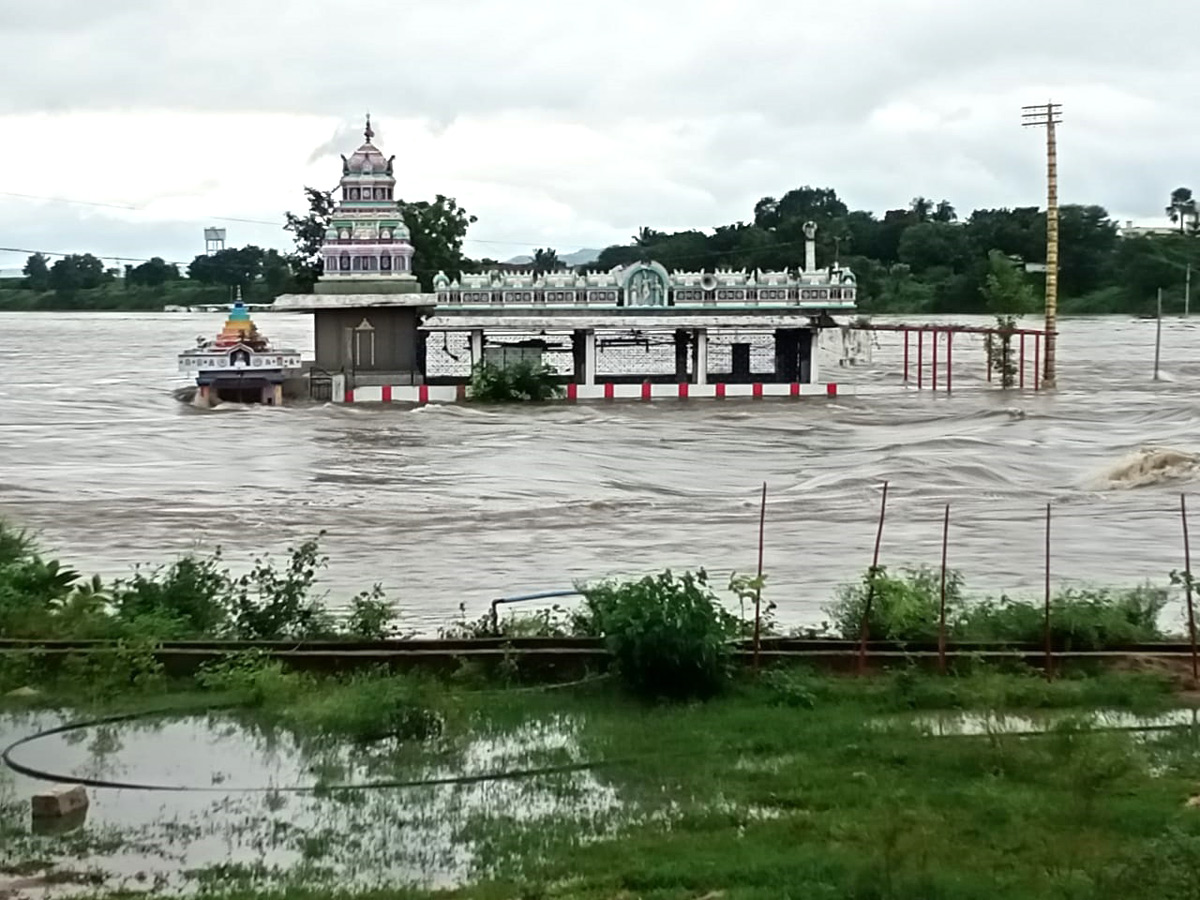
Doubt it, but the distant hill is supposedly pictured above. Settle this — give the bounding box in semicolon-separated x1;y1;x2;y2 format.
563;248;602;266
502;248;603;267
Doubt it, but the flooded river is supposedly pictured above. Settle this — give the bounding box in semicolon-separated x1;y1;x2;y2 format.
1;311;1198;633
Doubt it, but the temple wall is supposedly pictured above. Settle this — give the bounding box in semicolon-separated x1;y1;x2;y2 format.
313;307;422;374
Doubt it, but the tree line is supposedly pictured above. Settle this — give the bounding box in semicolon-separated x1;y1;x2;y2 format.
586;185;1200;315
5;184;1197;315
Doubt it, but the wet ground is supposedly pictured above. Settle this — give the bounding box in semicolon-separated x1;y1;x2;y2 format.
0;707;616;893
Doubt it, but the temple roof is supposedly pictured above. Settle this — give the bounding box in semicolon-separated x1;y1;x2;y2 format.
341;115;395;177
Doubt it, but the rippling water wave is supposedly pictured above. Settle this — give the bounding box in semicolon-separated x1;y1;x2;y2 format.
1;311;1198;633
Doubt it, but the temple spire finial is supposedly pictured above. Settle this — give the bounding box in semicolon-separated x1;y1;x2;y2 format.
364;112;374;143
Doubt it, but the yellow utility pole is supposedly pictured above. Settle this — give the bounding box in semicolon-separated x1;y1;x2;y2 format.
1022;102;1062;388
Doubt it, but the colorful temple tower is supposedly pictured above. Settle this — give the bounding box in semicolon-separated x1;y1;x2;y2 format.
316;115;419;295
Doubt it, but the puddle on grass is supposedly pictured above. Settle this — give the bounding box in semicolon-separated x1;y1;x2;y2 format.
883;707;1200;738
0;710;619;895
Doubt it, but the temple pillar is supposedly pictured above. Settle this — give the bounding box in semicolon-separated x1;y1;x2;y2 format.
674;329;689;383
416;330;428;383
807;328;820;384
694;329;708;385
584;329;597;385
469;329;484;367
572;330;586;384
273;384;284;406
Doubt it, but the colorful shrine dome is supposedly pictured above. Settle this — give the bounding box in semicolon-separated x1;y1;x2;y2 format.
212;301;266;350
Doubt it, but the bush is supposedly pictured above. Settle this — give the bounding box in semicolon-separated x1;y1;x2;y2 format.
581;570;738;700
199;656;441;742
962;585;1167;649
827;565;965;643
827;567;1168;650
228;537;336;640
344;585;400;640
468;360;564;402
197;650;308;705
114;554;233;637
0;520;399;645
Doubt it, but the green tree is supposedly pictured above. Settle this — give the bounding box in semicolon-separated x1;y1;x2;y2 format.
22;253;50;291
532;247;560;275
909;196;933;223
1166;186;1197;234
1057;205;1118;297
283;187;335;292
1113;236;1181;307
633;226;664;247
126;257;180;288
980;250;1035;387
595;243;642;270
262;249;293;297
399;194;477;290
897;222;971;274
932;199;957;223
187;246;264;293
980;250;1035;316
48;254;106;296
963;207;1044;264
754;187;848;231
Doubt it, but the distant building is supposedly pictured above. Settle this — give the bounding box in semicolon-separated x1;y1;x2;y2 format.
1118;220;1180;239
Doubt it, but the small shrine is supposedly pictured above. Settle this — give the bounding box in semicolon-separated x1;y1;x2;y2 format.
178;298;302;406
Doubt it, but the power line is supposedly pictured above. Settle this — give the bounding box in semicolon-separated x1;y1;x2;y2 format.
0;245;189;266
0;186;571;249
0;186;832;261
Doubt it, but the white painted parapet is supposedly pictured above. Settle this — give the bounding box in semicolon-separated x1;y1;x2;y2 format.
337;381;852;404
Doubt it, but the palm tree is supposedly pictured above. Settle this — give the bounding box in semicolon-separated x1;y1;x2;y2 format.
532;248;560;275
1167;187;1198;234
909;196;933;223
633;227;663;248
932;200;957;223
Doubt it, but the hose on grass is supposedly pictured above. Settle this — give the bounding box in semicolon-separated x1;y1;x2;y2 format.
2;704;625;794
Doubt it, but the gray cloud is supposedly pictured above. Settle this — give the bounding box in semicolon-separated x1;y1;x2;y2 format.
0;0;1196;264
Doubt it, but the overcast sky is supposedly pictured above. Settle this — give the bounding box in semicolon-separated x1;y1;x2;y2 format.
0;0;1195;273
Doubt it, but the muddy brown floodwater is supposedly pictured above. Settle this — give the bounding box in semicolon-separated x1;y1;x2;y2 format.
1;311;1199;632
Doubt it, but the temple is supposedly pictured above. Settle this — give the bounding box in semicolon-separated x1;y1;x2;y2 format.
274;117;859;403
178;297;302;406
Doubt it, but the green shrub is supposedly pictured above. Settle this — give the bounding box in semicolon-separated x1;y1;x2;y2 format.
827;565;965;643
229;537;335;640
284;670;444;742
962;585;1166;649
114;554;233;637
58;640;166;700
581;569;739;700
0;520;398;645
0;521;33;567
343;585;400;640
828;567;1167;650
468;360;564;402
197;651;307;705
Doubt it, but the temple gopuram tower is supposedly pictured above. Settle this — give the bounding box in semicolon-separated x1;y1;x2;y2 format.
316;115;418;295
